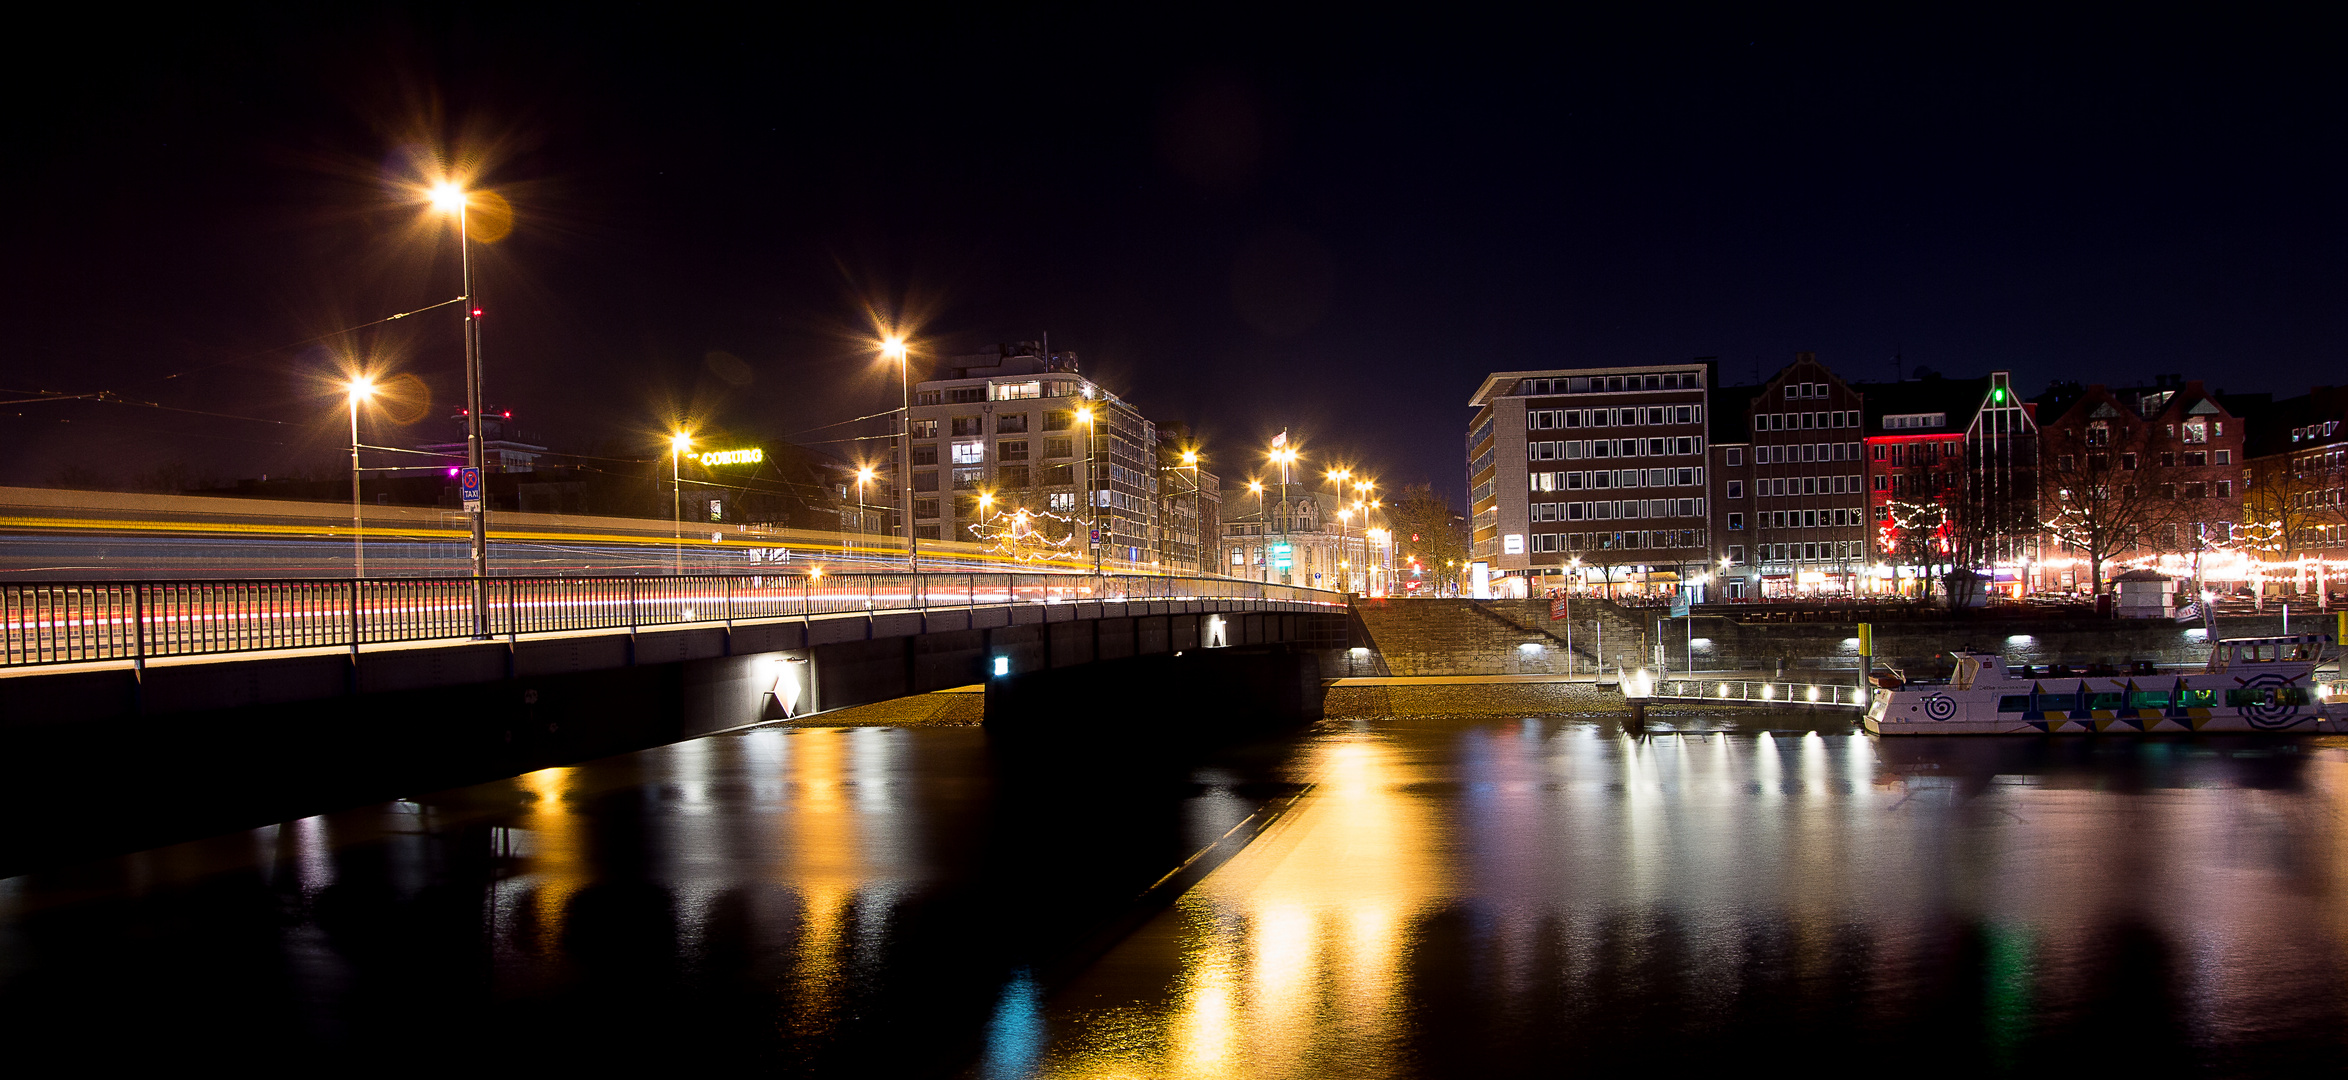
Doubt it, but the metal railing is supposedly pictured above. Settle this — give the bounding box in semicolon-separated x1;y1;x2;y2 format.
1635;678;1870;710
1;573;1341;669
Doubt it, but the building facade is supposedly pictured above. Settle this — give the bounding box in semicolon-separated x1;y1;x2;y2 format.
904;342;1159;567
2037;378;2243;594
2240;385;2348;597
1713;354;1869;599
1222;486;1384;592
1466;364;1712;596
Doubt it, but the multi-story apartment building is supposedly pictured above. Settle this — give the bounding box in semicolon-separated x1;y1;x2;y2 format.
1153;421;1219;574
1466;363;1712;596
1703;385;1761;601
2239;386;2348;597
2036;377;2243;593
904;342;1157;566
1711;354;1869;599
1856;371;2039;598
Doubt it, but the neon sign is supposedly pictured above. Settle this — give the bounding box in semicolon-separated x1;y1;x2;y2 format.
693;448;764;466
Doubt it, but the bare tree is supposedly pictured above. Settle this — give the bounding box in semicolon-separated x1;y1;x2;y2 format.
2041;414;2178;594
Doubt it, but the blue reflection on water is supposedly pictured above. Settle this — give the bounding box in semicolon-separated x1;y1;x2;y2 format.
980;967;1045;1080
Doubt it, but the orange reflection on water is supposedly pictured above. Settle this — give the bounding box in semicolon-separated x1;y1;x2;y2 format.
1044;733;1453;1078
518;765;582;958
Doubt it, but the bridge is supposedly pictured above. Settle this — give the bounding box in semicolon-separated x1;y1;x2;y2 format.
0;570;1349;873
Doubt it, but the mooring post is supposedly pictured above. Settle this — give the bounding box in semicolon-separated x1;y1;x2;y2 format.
1857;621;1875;705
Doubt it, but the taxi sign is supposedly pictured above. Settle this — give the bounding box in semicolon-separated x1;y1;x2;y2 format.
459;466;482;512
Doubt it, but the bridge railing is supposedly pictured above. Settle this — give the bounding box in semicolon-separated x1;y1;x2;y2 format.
0;573;1342;669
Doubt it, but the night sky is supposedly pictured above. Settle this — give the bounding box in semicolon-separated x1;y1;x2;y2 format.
5;8;2343;505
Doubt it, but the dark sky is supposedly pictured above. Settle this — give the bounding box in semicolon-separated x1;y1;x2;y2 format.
5;7;2344;504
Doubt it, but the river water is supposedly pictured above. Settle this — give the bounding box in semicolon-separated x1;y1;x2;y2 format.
6;712;2348;1075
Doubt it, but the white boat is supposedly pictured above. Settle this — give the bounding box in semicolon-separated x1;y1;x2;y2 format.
1865;634;2343;735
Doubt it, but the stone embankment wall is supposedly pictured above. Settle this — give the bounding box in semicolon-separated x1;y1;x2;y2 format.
1350;598;1648;676
1323;680;1622;718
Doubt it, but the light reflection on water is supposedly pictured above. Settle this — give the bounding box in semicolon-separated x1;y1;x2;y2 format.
13;713;2348;1073
1025;717;2348;1077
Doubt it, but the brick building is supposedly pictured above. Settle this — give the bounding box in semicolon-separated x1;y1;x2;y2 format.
1711;353;1869;599
2037;377;2242;593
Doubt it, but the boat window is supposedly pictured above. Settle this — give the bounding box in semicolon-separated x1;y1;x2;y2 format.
2178;689;2216;708
2034;693;2077;712
1998;695;2030;712
2128;690;2172;709
2088;692;2125;711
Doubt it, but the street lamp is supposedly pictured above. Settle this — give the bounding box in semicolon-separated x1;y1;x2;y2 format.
671;431;692;574
882;336;918;573
347;376;376;579
853;466;875;560
429;181;491;636
1247;480;1266;582
1077;406;1098;574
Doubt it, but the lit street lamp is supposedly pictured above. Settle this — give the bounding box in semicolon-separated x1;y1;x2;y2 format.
1077;406;1098;574
670;431;692;574
347;376;376;579
429;181;491;636
883;336;918;572
853;466;876;560
1247;480;1266;582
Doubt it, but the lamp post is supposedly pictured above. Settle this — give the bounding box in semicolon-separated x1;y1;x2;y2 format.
853;466;875;561
1078;406;1099;575
347;376;376;579
429;181;491;636
1336;507;1354;593
670;431;691;574
1247;480;1266;582
883;337;918;573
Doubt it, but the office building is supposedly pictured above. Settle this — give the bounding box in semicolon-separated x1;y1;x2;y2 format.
1466;363;1712;596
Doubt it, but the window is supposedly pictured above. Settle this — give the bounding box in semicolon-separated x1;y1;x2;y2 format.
1049;491;1075;510
915;390;942;406
914;470;939;492
1872;475;1887;491
998;465;1031;488
2159;453;2176;467
2123;453;2138;470
2218;480;2233;497
912;444;939;466
997;413;1029;434
2183;451;2207;467
914;498;938;519
951;416;983;437
2184;419;2208;444
1726;447;1743;466
1728;512;1744;530
1045;410;1074;431
1784;385;1798;399
993;381;1041;400
910;419;939;439
2086;422;2109;447
948;387;986;404
952;467;983;490
997;439;1030;462
2213;450;2231;464
951;440;985;464
1045;437;1073;458
1727;480;1744;499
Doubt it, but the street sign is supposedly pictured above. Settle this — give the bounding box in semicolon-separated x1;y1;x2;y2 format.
1671;595;1690;618
459;467;482;512
1550;595;1568;620
1272;543;1292;569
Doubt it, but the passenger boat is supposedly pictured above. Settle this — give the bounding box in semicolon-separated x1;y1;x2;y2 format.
1865;634;2343;735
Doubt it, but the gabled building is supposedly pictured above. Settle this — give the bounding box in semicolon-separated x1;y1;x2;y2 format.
1715;353;1869;599
2036;377;2241;593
